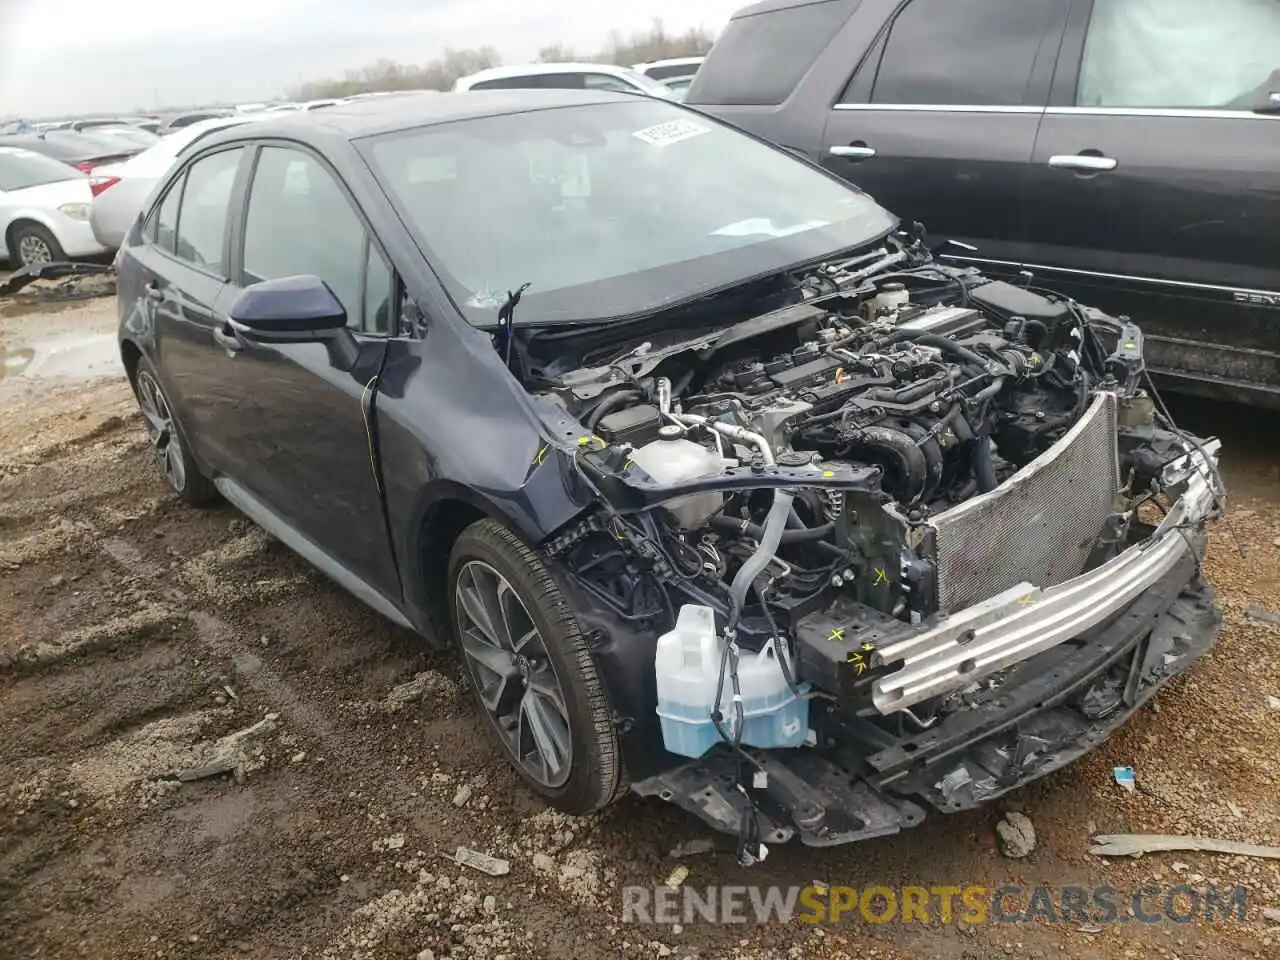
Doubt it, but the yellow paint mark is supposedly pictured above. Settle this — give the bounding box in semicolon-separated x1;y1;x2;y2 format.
828;628;845;643
1124;342;1136;349
873;568;889;585
822;470;835;478
862;642;875;652
532;443;549;467
1017;595;1037;607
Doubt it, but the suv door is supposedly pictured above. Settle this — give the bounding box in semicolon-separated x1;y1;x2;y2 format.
1027;0;1280;405
821;0;1070;266
205;142;402;601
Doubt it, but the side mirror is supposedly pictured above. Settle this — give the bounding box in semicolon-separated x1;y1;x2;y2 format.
227;275;347;342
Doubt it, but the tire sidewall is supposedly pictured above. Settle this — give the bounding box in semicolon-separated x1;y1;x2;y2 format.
10;223;63;266
132;356;215;505
447;521;619;813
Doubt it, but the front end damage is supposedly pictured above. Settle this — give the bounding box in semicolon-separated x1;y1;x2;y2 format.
520;256;1224;861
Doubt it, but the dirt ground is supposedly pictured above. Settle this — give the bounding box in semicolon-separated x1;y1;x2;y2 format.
2;290;1279;960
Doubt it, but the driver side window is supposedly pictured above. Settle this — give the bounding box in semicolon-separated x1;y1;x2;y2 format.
241;146;394;333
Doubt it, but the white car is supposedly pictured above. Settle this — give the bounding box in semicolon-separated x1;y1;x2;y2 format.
631;56;705;82
453;62;675;98
0;146;106;266
88;114;274;250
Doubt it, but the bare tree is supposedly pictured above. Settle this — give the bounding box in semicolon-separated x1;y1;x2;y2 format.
537;43;578;63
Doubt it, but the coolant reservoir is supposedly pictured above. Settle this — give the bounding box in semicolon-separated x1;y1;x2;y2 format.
629;426;725;530
874;281;910;319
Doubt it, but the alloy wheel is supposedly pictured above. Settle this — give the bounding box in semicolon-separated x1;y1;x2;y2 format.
18;234;53;266
454;560;573;789
134;370;187;493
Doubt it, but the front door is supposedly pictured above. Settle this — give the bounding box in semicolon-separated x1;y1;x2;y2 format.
820;0;1071;266
1024;0;1280;401
205;143;402;600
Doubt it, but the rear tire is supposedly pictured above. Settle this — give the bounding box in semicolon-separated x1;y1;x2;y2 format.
448;518;625;814
131;357;218;506
9;222;65;266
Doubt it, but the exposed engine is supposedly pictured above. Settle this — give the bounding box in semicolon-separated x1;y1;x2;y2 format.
519;254;1220;857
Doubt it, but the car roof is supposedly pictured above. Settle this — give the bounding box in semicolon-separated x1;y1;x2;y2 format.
195;89;635;145
455;62;643;89
633;56;705;69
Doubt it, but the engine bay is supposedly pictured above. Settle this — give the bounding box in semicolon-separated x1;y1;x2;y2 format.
507;250;1221;856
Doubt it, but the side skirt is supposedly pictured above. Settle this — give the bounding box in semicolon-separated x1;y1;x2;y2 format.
213;477;414;630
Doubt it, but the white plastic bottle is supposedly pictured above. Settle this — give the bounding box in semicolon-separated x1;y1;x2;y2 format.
654;604;725;758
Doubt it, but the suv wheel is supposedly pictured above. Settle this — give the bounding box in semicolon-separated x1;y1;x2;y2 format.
132;358;217;505
448;519;624;814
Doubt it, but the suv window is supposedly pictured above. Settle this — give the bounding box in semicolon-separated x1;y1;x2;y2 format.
173;148;242;273
1078;0;1280;109
861;0;1060;106
242;146;387;332
690;0;854;106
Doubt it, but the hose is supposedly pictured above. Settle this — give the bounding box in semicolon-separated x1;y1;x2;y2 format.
726;490;794;632
586;389;644;431
972;435;998;492
710;515;835;544
843;425;929;503
863;330;991;371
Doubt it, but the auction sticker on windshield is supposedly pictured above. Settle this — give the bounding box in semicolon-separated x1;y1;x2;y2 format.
633;119;711;147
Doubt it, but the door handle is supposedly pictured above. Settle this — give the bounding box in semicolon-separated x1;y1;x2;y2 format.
144;282;164;303
829;144;877;160
212;324;243;354
1048;154;1117;172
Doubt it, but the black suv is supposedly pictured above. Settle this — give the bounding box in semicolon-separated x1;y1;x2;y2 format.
687;0;1280;407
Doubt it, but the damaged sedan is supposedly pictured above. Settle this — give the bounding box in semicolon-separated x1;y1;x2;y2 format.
115;91;1225;862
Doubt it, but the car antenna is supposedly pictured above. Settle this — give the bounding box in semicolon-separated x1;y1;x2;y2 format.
498;282;532;371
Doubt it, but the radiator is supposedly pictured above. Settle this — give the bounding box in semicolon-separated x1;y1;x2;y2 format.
929;392;1121;612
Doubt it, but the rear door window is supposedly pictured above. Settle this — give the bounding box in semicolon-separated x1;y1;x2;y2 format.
148;177;183;254
1077;0;1280;109
173;147;242;274
857;0;1062;106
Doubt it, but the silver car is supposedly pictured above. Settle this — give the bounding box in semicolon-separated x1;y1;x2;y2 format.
89;115;271;250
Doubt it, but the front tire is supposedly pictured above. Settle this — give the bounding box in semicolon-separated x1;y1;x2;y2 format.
448;519;624;814
132;357;218;506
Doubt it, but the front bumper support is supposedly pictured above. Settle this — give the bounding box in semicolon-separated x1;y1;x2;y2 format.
869;439;1221;711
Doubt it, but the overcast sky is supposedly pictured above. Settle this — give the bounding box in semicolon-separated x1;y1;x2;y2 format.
0;0;744;117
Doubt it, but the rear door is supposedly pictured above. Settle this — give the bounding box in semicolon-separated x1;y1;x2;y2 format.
820;0;1070;266
1026;0;1280;401
129;146;247;468
202;142;402;600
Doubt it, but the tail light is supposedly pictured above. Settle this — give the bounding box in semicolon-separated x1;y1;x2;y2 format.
90;176;121;197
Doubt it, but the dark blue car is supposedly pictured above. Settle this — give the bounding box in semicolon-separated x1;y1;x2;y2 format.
116;90;1223;858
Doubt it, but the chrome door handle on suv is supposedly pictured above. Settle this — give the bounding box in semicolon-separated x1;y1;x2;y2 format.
829;144;877;160
1049;154;1118;172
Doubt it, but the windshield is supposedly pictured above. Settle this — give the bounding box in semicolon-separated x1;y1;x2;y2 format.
0;149;84;191
364;99;895;324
